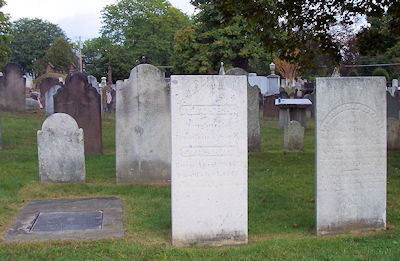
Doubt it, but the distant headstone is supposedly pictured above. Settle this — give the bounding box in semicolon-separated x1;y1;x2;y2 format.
263;95;279;119
387;117;400;150
248;74;268;95
316;77;386;235
87;75;99;93
283;121;304;151
37;113;85;182
0;63;25;112
226;68;261;152
0;109;2;149
54;73;102;154
116;64;170;184
387;91;399;119
303;92;315;119
171;75;248;247
37;77;61;107
45;85;61;115
25;98;39;110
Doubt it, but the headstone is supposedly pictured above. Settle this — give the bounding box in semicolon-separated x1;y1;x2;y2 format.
248;74;268;95
116;64;170;184
316;77;386;235
25;98;39;110
0;63;25;112
387;91;399;119
54;72;102;154
303;92;315;119
283;121;304;151
263;95;279;119
226;68;261;152
0;109;2;150
387;117;400;150
37;77;61;107
171;75;248;247
87;75;99;93
37;113;85;182
45;85;61;115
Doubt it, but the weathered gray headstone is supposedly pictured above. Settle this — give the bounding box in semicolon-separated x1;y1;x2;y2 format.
387;91;399;119
283;120;304;151
116;64;170;184
0;63;26;112
226;68;261;152
316;77;386;235
171;75;248;247
87;75;99;93
45;85;61;115
387;117;400;150
25;98;39;110
37;76;61;108
37;113;85;182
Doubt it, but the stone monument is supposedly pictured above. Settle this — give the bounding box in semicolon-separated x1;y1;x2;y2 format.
283;120;304;151
54;72;102;154
0;63;25;112
387;117;400;150
116;64;170;184
37;77;61;108
171;75;248;247
45;85;61;115
315;77;386;235
37;113;85;182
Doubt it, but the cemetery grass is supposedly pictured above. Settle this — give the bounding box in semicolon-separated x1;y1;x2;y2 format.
0;112;399;260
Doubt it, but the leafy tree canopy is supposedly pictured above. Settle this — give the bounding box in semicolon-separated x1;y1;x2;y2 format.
0;0;12;69
100;0;190;69
34;37;76;76
209;0;390;69
173;1;270;74
9;18;66;74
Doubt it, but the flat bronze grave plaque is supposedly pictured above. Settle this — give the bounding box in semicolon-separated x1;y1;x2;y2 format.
3;197;124;242
31;211;103;232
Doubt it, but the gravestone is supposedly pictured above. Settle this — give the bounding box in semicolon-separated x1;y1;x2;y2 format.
263;95;279;119
226;68;261;152
283;121;304;151
303;92;315;118
45;85;61;115
25;98;39;110
0;109;2;149
37;77;61;107
387;91;399;119
316;77;386;235
87;75;99;93
0;63;25;112
171;75;248;247
387;117;400;150
116;64;170;184
54;72;102;154
37;113;85;182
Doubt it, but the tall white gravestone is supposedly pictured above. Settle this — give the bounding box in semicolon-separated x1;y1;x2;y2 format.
45;85;61;116
171;75;248;247
116;64;170;184
316;77;386;235
37;113;85;182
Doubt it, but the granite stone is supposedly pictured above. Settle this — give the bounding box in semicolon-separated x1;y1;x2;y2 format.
316;77;386;235
387;91;399;119
283;120;304;151
387;117;400;150
37;77;61;108
116;64;170;184
171;75;248;247
45;85;61;115
37;113;85;182
0;63;25;112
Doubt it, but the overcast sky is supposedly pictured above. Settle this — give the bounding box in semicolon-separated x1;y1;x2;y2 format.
3;0;195;41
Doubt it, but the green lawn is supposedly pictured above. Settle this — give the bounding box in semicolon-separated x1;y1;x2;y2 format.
0;111;399;260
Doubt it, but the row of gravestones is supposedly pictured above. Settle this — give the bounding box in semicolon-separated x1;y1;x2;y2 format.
36;68;388;246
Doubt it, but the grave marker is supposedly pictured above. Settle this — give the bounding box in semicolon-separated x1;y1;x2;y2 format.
171;75;248;247
37;113;85;182
283;120;304;151
0;63;25;112
316;77;386;235
45;85;61;115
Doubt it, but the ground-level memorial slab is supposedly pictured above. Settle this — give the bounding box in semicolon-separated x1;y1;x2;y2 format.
171;75;248;247
316;77;386;236
3;197;124;242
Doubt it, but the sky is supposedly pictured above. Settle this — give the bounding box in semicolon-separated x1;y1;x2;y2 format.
3;0;196;41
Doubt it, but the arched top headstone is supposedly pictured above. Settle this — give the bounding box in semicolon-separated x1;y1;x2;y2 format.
121;64;165;90
2;63;23;77
41;113;80;133
225;68;248;76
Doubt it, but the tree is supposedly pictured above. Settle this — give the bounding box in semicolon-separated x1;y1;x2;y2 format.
9;18;66;74
209;0;382;70
0;0;11;69
173;2;270;74
33;38;77;75
100;0;190;69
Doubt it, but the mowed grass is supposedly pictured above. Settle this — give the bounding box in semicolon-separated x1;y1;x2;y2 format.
0;111;399;260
